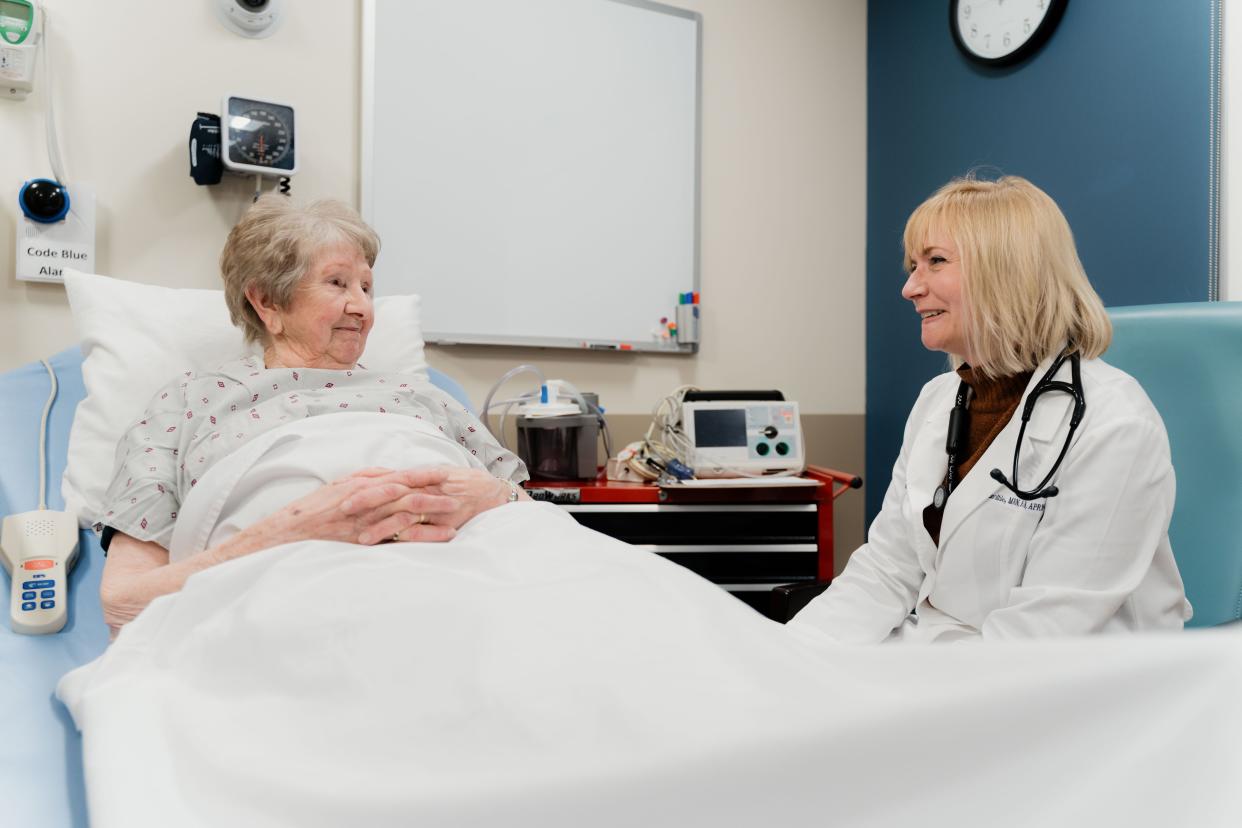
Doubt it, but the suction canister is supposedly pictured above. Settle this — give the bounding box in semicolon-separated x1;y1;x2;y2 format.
516;391;601;480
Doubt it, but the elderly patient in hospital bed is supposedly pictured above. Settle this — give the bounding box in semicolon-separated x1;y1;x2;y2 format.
95;195;532;635
57;197;1242;827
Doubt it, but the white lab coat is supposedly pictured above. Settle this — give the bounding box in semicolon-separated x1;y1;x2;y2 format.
791;354;1192;644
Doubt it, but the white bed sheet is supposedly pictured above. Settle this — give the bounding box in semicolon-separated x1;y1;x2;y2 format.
57;416;1242;827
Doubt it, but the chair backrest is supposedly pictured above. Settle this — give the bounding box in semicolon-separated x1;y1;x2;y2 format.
1106;302;1242;627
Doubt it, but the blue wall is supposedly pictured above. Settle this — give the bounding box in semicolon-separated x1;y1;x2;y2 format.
865;0;1214;522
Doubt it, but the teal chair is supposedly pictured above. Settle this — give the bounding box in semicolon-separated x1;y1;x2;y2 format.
1106;302;1242;627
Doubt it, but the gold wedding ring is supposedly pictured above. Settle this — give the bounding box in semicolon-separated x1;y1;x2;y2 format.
416;513;428;525
391;531;401;543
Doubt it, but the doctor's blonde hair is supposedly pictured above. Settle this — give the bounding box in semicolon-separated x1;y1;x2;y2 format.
903;175;1112;378
221;195;381;345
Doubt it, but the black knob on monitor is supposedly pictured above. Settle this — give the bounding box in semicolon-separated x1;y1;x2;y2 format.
762;425;778;439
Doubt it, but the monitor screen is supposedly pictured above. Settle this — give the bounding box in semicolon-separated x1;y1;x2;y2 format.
0;1;31;24
693;409;747;448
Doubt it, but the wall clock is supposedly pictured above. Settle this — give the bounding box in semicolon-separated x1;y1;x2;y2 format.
950;0;1069;66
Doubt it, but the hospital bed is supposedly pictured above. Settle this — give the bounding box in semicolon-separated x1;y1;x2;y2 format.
0;346;474;828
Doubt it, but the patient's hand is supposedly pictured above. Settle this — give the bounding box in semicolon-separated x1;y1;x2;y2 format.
270;467;462;546
342;467;526;542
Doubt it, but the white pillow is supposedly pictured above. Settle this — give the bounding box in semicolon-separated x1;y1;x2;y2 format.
61;268;428;527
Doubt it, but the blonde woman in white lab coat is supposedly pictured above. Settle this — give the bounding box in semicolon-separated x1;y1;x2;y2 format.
791;175;1191;644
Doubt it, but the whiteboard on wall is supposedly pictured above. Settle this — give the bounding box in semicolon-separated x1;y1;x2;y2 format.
361;0;701;352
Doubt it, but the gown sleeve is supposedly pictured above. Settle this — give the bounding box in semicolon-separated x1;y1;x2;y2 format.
97;377;189;550
426;386;530;484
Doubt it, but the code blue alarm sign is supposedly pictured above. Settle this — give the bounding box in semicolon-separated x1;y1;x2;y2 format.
15;181;95;283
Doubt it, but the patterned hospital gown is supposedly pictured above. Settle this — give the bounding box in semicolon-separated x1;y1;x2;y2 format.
99;356;527;549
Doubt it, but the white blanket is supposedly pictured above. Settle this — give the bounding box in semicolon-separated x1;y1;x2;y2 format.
58;417;1242;827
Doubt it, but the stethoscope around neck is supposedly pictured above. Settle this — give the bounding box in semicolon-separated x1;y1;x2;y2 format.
935;350;1086;509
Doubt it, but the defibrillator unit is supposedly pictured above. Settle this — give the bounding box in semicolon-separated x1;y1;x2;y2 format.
682;393;804;477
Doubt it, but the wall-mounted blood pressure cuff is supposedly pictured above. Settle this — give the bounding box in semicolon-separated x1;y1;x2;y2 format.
188;112;224;186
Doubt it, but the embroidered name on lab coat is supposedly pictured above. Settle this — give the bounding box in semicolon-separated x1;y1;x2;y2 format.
988;492;1045;513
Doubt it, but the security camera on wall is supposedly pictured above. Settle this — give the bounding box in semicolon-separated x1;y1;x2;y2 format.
214;0;285;39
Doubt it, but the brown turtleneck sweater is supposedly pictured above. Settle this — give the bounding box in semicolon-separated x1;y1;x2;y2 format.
922;365;1033;545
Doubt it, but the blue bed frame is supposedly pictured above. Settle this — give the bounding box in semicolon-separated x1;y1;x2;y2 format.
0;347;474;828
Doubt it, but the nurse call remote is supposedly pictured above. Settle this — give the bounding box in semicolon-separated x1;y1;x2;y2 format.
1;510;79;635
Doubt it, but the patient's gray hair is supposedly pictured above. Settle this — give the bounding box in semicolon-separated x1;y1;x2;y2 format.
220;195;381;345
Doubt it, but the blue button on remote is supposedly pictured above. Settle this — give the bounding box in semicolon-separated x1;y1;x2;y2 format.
22;591;36;600
40;600;55;610
21;602;36;612
22;581;41;590
41;589;55;598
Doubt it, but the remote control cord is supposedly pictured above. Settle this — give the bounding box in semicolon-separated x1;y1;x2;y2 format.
37;359;58;511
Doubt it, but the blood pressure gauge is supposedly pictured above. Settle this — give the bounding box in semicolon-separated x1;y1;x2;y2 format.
221;95;297;177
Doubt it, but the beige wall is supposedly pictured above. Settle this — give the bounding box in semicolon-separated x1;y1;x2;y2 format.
1;0;868;545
